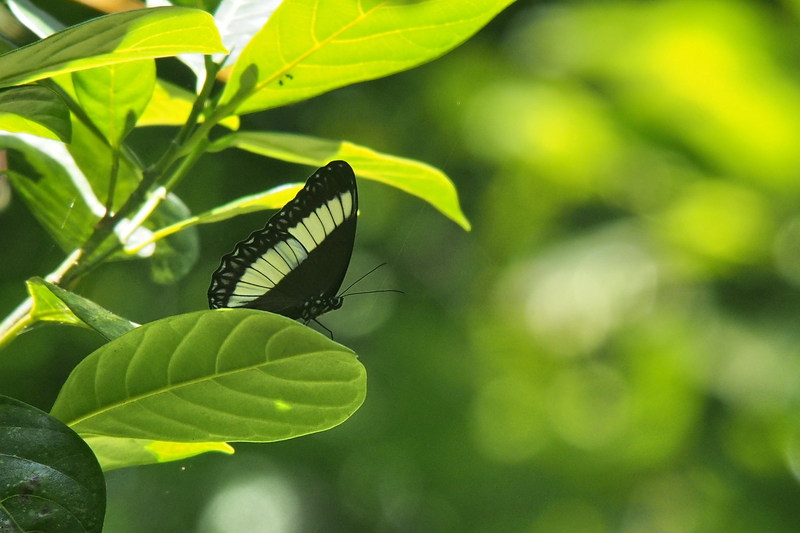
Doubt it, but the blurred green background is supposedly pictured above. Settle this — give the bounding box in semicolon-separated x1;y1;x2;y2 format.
4;0;800;531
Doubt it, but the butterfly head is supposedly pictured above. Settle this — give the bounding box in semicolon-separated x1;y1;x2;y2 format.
301;295;344;323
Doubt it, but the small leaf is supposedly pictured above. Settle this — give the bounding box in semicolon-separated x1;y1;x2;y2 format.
220;0;516;114
0;85;71;141
26;278;84;327
0;7;226;89
213;131;472;230
0;395;105;533
84;435;234;471
51;309;367;443
73;59;156;146
31;278;137;341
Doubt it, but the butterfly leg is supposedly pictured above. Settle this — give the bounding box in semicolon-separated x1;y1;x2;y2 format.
311;318;334;339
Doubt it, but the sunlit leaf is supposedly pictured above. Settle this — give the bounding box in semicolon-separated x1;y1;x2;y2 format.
73;59;156;146
219;0;517;114
84;435;234;471
138;78;239;130
212;130;472;230
26;278;83;327
214;0;281;67
51;309;366;442
0;396;105;533
0;7;226;89
0;85;71;141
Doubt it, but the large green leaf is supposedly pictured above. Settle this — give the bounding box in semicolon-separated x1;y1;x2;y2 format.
72;59;156;147
0;7;225;89
0;396;105;533
51;309;366;442
219;0;517;114
0;85;70;141
212;131;472;230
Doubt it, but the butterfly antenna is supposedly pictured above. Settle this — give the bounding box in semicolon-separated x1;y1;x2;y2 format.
339;262;388;297
341;289;404;297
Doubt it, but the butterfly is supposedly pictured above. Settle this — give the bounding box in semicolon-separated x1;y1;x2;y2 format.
208;160;358;323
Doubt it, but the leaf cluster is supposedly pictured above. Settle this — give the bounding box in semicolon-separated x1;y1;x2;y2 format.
0;0;514;530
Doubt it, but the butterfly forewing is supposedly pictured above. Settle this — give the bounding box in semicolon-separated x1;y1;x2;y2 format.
208;161;358;320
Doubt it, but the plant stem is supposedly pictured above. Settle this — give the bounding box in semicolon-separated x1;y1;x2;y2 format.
0;57;239;348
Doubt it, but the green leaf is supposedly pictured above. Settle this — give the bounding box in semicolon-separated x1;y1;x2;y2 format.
65;118;142;213
51;309;366;442
26;278;84;327
30;278;137;341
1;135;97;252
212;131;472;230
72;59;156;146
220;0;517;114
0;85;71;141
2;127;199;275
0;7;226;89
138;78;239;130
84;435;234;471
0;395;105;533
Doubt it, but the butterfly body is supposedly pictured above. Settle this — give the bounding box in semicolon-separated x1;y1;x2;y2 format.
208;161;358;322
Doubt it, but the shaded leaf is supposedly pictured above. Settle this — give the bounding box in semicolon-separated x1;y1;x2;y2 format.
213;130;472;229
1;134;97;252
85;435;234;471
0;85;71;142
220;0;517;114
0;7;226;89
51;309;366;443
146;193;200;284
0;395;105;533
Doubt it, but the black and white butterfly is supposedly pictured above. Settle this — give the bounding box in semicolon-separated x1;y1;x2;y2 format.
208;160;358;322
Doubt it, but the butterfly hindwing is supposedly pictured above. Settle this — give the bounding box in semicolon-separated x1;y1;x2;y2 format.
208;161;358;320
